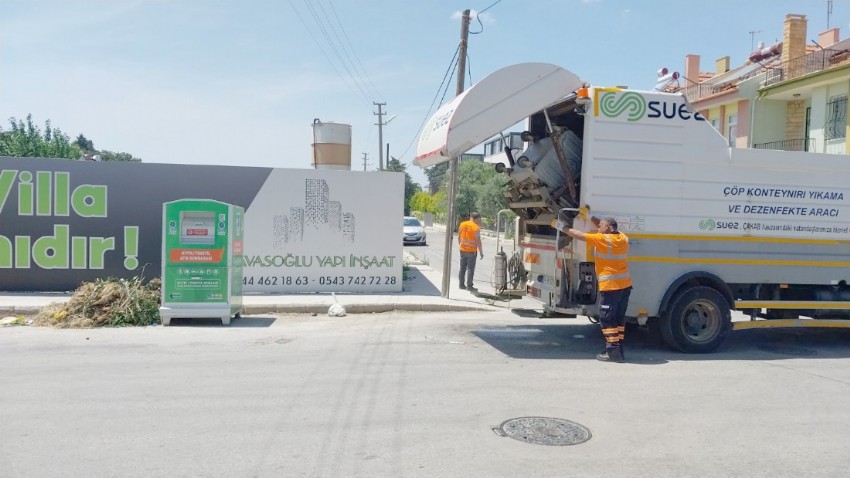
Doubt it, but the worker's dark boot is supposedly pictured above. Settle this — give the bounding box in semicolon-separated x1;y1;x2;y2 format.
596;346;624;363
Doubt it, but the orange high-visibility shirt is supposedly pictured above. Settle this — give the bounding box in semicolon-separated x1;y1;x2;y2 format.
585;232;631;291
458;220;479;253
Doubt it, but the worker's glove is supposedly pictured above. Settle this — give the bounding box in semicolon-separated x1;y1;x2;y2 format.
550;218;567;231
479;252;484;259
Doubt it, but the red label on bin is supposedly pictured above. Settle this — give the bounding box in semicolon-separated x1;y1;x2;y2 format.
186;229;209;236
170;248;224;263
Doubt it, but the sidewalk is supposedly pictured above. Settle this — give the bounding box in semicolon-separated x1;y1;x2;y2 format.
0;251;542;318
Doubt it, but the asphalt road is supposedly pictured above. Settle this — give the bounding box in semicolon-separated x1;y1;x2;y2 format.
3;311;850;477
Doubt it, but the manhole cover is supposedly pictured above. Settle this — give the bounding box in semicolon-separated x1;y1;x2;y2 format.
757;343;817;356
496;417;591;446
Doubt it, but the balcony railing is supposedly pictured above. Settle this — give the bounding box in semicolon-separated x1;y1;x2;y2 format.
681;82;733;102
680;64;769;102
752;138;814;152
764;48;850;87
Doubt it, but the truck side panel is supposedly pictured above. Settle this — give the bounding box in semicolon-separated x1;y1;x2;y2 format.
579;89;850;316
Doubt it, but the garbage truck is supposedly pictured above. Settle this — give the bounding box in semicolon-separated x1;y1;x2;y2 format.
415;63;850;353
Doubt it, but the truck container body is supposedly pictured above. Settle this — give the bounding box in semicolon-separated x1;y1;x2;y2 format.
416;63;850;352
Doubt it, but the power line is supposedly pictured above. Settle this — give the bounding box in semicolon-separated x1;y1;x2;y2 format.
479;0;504;14
301;0;373;103
437;52;459;106
314;0;382;102
286;0;372;109
293;0;373;106
399;44;461;161
470;0;504;34
327;0;384;102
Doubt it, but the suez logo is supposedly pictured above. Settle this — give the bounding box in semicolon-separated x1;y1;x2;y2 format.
419;108;454;143
699;219;738;231
596;90;705;122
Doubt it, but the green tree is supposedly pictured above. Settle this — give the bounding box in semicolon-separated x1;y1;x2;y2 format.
386;156;422;215
0;114;80;159
435;159;507;229
409;190;436;214
433;189;447;221
475;173;510;228
98;150;142;162
74;134;94;152
0;115;142;162
454;159;493;217
424;162;448;193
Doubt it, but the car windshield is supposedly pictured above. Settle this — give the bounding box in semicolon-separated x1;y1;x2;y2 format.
404;218;421;227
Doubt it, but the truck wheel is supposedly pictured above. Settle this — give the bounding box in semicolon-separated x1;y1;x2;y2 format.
660;286;731;353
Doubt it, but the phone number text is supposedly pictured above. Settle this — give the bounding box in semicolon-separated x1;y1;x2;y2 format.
243;275;397;286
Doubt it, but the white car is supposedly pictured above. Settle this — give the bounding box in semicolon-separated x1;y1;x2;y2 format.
403;216;426;246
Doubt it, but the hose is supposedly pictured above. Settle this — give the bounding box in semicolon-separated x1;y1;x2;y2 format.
486;250;527;302
507;251;527;290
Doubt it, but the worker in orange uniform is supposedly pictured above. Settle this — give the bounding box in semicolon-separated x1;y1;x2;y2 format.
457;212;484;291
560;215;632;362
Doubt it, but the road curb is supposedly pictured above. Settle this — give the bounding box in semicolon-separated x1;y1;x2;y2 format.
0;302;494;318
0;306;42;317
245;303;491;315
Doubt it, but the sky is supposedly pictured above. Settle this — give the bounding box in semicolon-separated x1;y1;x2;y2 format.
2;0;848;187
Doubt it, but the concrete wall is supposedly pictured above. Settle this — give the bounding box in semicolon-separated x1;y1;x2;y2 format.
0;157;403;292
752;99;788;145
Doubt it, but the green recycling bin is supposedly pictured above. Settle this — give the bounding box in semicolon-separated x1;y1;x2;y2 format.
159;199;244;326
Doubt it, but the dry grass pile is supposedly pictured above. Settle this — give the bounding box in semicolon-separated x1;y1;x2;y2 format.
34;277;161;328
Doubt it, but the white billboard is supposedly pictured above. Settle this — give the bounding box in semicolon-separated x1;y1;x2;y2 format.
242;168;404;293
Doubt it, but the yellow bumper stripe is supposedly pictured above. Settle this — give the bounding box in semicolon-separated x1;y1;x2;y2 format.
735;301;850;310
629;256;850;268
734;319;850;330
628;233;850;246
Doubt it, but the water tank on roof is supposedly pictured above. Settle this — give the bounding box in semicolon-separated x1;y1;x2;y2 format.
311;119;351;170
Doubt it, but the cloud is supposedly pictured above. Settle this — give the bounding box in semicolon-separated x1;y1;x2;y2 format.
451;10;495;23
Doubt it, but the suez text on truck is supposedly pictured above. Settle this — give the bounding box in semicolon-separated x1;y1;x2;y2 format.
414;63;850;353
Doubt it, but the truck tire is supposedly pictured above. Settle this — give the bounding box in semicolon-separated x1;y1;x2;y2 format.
660;286;731;353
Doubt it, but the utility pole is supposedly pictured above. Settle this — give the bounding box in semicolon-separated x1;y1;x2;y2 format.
361;152;370;171
374;102;386;170
441;8;470;299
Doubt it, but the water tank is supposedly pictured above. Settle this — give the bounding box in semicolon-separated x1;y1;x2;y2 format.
311;119;352;170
